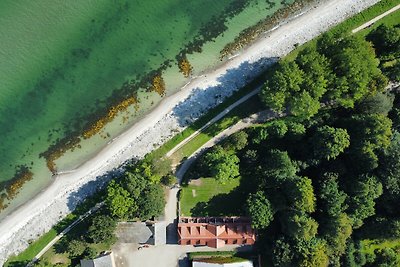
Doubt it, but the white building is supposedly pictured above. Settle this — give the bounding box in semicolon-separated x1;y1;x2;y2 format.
193;259;254;267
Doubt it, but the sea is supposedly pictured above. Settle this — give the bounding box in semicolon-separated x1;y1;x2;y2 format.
0;0;295;219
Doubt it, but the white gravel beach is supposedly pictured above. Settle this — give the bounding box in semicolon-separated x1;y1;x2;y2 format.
0;0;379;264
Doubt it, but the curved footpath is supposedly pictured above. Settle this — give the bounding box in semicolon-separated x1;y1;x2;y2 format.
175;109;279;181
0;0;379;264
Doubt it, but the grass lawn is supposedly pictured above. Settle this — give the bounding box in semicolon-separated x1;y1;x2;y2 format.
146;77;265;163
180;177;241;217
361;238;400;260
170;94;264;164
4;229;58;266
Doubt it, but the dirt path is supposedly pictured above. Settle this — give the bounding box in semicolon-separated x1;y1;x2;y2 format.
175;110;282;182
352;3;400;33
166;87;261;158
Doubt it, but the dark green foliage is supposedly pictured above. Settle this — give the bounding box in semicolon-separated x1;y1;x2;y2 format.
357;92;394;115
161;174;176;186
261;149;298;183
296;238;330;267
136;183;165;220
347;175;383;228
66;239;85;257
87;215;116;244
286;177;316;214
260;35;384;119
222;131;248;151
272;238;294;267
82;247;98;259
344;113;392;172
367;24;400;59
105;180;135;219
105;161;166;220
372;248;399;267
378;132;400;195
203;146;240;183
312;126;350;160
246;191;274;229
317;173;348;217
281;211;318;241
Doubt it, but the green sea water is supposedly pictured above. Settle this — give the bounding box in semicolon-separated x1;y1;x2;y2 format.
0;0;294;218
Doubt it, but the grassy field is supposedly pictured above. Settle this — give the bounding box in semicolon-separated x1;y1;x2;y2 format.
361;239;400;260
180;177;241;217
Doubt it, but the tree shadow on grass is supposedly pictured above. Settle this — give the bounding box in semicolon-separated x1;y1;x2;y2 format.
5;260;30;267
190;187;246;217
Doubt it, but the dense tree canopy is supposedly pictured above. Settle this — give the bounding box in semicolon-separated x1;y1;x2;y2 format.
202;146;240;183
312;126;350;160
246;191;274;229
87;215;116;244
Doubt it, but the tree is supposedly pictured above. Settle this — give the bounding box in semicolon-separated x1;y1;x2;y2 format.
290;91;320;119
323;213;353;260
367;24;400;58
161;174;176;186
246;191;274;229
282;211;318;241
67;239;86;257
347;175;383;228
136;184;165;220
272;237;294;267
296;46;332;99
378;133;400;195
262;149;298;183
223;131;248;151
106;180;135;219
286;177;316;213
357;92;394;115
320;36;381;108
297;238;330;267
260;61;304;113
88;215;116;244
267;120;288;138
373;248;399;267
344;114;392;172
312;126;350;160
317;173;348;217
82;247;98;259
203;146;240;183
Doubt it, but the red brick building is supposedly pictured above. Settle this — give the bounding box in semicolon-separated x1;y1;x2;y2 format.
177;217;256;248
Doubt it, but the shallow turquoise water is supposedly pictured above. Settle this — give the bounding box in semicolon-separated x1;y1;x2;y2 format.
0;0;293;216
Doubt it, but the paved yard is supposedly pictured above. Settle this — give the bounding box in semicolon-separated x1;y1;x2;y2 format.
113;243;251;267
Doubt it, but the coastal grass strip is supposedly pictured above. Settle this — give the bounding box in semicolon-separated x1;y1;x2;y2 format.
145;76;265;162
5;229;57;266
4;193;103;267
170;94;264;164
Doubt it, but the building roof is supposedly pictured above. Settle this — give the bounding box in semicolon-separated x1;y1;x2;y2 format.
178;217;256;248
193;259;254;267
80;252;116;267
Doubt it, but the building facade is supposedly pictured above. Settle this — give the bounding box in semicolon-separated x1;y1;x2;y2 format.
178;217;256;248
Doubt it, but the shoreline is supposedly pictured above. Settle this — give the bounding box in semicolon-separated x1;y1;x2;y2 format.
0;0;379;264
